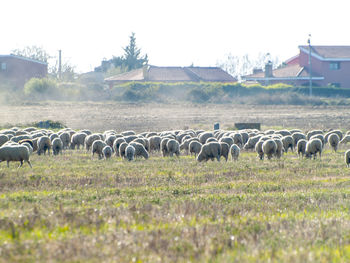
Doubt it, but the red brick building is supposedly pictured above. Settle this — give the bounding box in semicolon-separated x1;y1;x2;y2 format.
0;54;48;88
243;46;350;88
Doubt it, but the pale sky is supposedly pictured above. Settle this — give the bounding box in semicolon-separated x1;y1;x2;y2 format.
2;0;349;73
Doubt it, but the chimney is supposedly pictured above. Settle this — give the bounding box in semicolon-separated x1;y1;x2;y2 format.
143;64;149;81
264;61;273;78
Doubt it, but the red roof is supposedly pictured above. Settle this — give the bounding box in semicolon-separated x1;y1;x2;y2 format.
299;45;350;60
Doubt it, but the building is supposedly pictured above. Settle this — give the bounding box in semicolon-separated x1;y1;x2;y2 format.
0;54;48;88
105;65;236;87
242;46;350;88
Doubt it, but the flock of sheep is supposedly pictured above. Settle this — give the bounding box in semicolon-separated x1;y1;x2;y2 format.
1;126;350;168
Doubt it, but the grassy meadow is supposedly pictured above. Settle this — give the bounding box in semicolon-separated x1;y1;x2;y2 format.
1;147;350;262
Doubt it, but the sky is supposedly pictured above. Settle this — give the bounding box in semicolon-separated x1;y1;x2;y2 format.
2;0;350;73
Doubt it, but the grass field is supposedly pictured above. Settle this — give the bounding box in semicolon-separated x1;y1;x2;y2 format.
1;147;350;262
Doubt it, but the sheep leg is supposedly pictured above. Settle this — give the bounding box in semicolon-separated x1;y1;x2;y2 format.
18;160;23;168
7;161;9;168
27;160;32;168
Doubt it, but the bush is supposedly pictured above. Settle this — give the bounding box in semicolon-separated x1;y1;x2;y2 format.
24;78;58;99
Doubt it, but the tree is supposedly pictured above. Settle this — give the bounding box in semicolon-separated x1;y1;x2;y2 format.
12;45;51;63
95;32;148;72
49;60;76;81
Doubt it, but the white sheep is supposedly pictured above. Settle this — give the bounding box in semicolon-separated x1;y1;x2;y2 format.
102;145;113;159
340;135;350;145
37;136;52;155
305;138;323;159
220;142;230;162
70;133;87;150
307;130;323;140
282;136;294;153
52;138;63;155
328;133;340;152
129;142;149;159
119;142;128;158
262;139;277;160
85;134;101;151
345;150;350;167
113;138;126;156
161;138;171;157
0;134;9;147
59;132;71;149
149;136;162;152
199;132;214;144
297;139;307;158
243;135;262;150
274;139;284;159
189;141;202;157
219;137;234;147
0;145;32;168
292;132;307;146
197;142;221;162
125;145;135;161
255;140;264;160
91;140;107;159
230;144;240;161
166;139;180;157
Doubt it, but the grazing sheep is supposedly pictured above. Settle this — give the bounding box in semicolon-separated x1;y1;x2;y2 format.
305;138;323;159
230;144;240;161
105;135;117;149
219;137;234;147
121;131;136;136
125;145;135;161
292;132;307;146
59;132;71;149
274;139;284;159
79;129;92;136
49;133;59;142
345;150;350;167
91;140;107;159
85;134;101;151
23;127;37;133
113;138;126;156
275;130;291;137
197;142;221;162
0;145;32;168
231;133;243;147
262;139;277;160
149;136;162;152
310;134;325;148
119;142;128;158
220;142;230;161
102;145;113;159
307;130;323;140
11;135;32;143
129;142;149;159
325;130;343;142
179;140;190;154
199;132;214;144
133;138;150;152
37;136;51;155
240;132;249;145
328;133;340;152
52;138;63;155
290;129;302;134
123;135;138;143
340;135;350;145
189;141;202;157
255;140;264;160
161;138;171;157
282;136;294;153
0;134;9;147
21;142;33;155
297;139;307;158
166;139;180;157
206;137;218;144
70;132;87;150
15;130;28;136
243;135;262;150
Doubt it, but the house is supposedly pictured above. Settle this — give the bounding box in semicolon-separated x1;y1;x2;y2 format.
105;65;236;88
242;46;350;88
0;54;48;88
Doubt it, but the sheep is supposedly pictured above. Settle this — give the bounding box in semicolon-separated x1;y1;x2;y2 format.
328;133;340;152
199;132;214;144
79;129;92;136
113;138;126;156
219;137;234;147
59;132;71;150
102;145;113;159
52;138;63;155
325;130;343;142
197;142;221;162
305;138;323;159
345;150;350;167
206;137;218;144
161;138;171;157
189;141;202;157
123;135;138;143
310;134;325;148
15;130;29;136
11;135;32;143
129;142;149;159
307;130;323;140
220;142;230;162
23;127;37;133
37;136;51;155
166;139;180;157
85;134;101;151
340;135;350;145
179;140;190;154
105;135;117;149
125;145;135;161
282;136;294;153
292;132;307;146
49;133;59;142
274;139;284;159
243;135;262;150
146;132;158;138
255;140;264;160
22;142;33;155
0;134;9;147
230;144;240;161
240;132;249;145
70;133;87;150
119;142;128;158
275;130;291;137
91;140;107;159
262;139;277;160
148;136;162;152
231;133;243;147
297;139;307;158
121;131;136;136
0;145;32;168
133;138;150;152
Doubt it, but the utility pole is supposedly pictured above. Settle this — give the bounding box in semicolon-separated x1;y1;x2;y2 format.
308;35;312;96
58;50;62;80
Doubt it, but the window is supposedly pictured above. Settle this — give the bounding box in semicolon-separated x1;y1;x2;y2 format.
1;62;6;70
329;62;340;70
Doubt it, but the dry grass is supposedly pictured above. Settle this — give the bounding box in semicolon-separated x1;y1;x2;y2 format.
0;147;350;262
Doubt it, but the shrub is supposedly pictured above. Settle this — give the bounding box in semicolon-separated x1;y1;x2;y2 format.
24;78;58;99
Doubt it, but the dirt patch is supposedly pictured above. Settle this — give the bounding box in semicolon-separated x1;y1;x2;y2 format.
2;102;350;132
